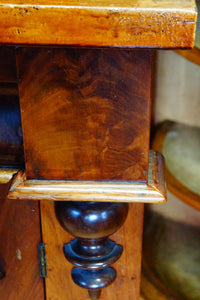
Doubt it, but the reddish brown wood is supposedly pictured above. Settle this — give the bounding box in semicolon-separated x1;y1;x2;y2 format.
0;183;44;299
40;201;144;300
17;48;152;182
0;0;197;48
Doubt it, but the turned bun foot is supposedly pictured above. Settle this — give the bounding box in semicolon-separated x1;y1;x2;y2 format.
55;201;129;298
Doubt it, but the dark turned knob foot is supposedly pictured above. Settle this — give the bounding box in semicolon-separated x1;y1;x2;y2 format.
55;201;128;299
88;289;101;300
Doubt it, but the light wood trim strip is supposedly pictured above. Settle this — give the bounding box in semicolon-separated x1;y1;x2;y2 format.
8;151;166;203
0;168;20;184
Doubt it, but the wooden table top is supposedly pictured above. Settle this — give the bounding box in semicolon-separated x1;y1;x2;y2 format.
0;0;197;47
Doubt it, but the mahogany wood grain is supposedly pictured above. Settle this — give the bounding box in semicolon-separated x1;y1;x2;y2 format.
0;0;197;47
0;183;44;300
17;48;152;182
40;200;144;300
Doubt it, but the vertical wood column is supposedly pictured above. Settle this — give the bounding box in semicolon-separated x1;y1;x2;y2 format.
16;48;152;182
16;47;152;299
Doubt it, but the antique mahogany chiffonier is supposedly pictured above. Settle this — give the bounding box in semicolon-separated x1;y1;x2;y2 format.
0;0;197;299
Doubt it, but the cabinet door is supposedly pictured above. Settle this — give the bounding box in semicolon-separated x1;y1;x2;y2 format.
0;184;44;300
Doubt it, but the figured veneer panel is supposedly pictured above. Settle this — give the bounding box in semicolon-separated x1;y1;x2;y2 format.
17;48;152;181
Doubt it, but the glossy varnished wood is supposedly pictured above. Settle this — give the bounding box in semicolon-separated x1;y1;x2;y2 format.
0;168;19;184
0;183;44;299
17;48;151;182
0;0;197;47
55;201;129;296
40;201;144;300
8;151;166;203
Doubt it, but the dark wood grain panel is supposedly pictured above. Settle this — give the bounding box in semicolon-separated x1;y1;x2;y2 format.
0;47;17;83
40;200;144;300
17;48;152;181
0;183;44;300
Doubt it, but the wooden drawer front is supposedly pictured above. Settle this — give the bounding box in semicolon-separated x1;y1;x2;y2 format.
17;48;152;181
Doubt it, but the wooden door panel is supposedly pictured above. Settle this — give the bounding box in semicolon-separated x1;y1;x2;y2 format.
0;184;44;300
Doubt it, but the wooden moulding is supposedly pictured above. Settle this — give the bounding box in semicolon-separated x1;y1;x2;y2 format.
0;168;19;184
0;0;197;48
8;151;166;203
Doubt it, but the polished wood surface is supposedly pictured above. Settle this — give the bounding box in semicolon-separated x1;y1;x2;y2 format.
17;48;151;182
0;168;19;184
0;0;197;47
40;201;144;300
0;183;44;300
8;151;166;203
55;201;129;296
